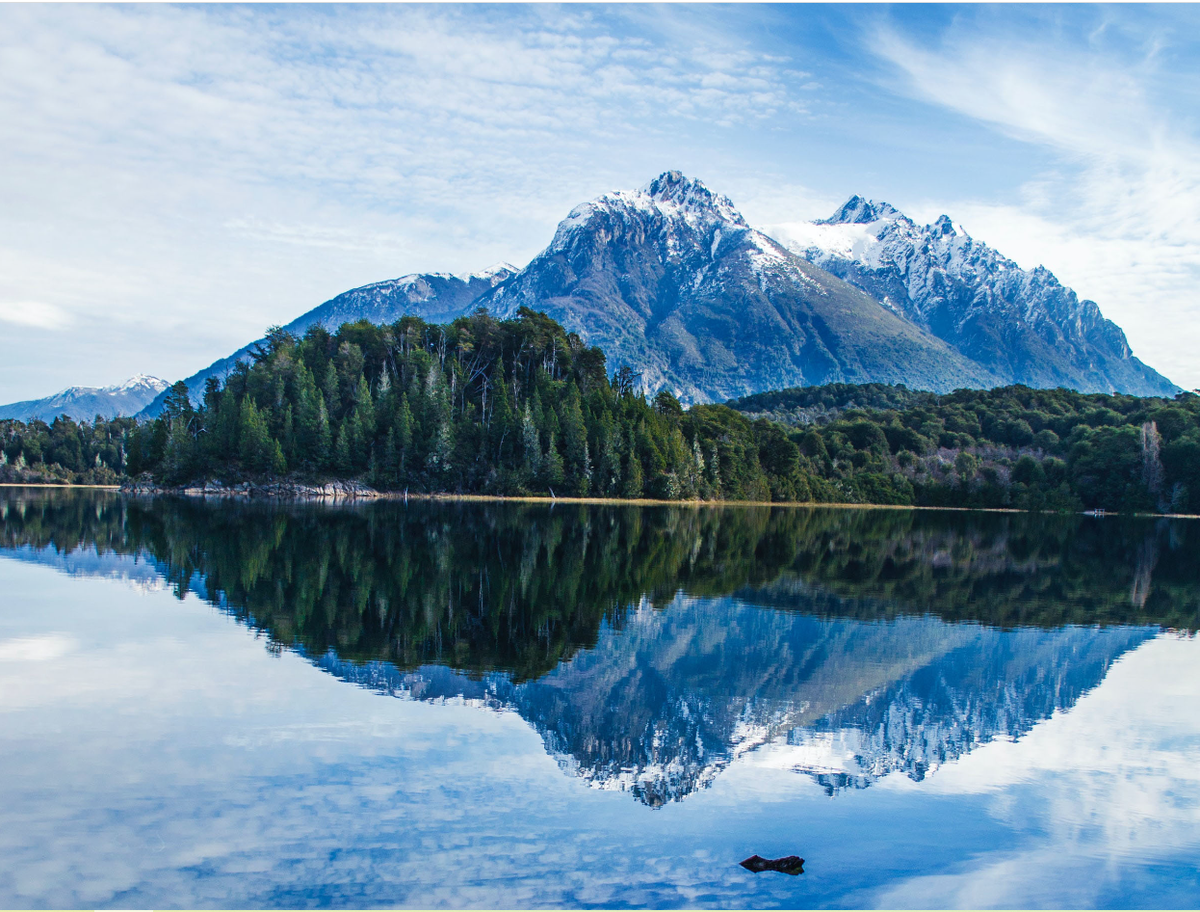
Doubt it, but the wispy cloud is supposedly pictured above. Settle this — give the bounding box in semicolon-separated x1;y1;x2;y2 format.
871;10;1200;387
0;4;815;399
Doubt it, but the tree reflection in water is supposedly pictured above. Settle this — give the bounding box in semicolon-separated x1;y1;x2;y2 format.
3;490;1195;804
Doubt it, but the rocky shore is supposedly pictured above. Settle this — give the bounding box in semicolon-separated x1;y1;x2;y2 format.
119;478;382;500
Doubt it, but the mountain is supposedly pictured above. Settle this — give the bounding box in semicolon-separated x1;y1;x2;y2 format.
143;171;1176;412
476;172;998;402
0;374;169;423
777;196;1176;396
137;266;516;417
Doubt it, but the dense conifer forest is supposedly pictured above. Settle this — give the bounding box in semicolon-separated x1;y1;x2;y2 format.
2;308;1199;514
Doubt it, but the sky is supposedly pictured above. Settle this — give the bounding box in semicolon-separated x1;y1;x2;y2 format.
1;3;1198;402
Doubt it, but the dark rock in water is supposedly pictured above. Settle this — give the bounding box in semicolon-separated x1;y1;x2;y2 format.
740;854;805;875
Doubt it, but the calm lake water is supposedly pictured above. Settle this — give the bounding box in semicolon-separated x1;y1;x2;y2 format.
1;489;1199;909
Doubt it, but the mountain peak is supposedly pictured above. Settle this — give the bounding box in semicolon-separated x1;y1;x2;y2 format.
112;374;170;393
464;263;519;285
638;170;747;227
644;169;692;196
545;171;748;257
820;195;904;226
933;214;964;237
0;373;171;422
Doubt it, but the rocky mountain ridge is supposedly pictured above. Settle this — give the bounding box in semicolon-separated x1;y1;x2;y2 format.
477;171;996;401
138;267;515;418
777;196;1175;396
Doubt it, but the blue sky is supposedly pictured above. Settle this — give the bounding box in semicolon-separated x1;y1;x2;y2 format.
2;3;1198;401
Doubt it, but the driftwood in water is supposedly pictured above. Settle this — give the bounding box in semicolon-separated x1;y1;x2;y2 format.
740;854;805;875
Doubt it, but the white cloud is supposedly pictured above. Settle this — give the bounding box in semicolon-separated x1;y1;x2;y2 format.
0;301;69;331
871;16;1200;388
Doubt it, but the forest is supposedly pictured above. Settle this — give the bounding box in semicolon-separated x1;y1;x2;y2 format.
2;307;1199;514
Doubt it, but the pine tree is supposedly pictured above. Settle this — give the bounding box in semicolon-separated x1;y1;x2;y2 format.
490;375;514;462
271;438;287;475
294;367;321;462
355;375;375;440
321;362;339;420
396;393;413;470
622;428;644;498
383;427;398;486
315;394;332;469
522;402;542;480
238;398;275;474
333;423;351;476
544;429;565;488
161;417;197;485
279;404;295;464
346;409;366;471
560;384;590;495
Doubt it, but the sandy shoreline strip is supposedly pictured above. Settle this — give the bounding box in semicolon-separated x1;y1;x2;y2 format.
3;482;1199;519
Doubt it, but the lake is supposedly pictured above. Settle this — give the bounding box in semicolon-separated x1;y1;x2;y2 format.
1;488;1198;908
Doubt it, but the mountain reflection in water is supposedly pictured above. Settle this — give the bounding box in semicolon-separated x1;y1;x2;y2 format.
2;490;1195;806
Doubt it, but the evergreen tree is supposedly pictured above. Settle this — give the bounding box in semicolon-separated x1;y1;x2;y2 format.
355;375;375;440
314;394;332;469
396;393;413;470
333;423;351;476
561;384;590;495
238;398;275;474
321;362;339;420
544;430;565;489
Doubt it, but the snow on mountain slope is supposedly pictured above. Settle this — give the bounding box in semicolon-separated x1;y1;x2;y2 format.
482;171;998;402
137;267;516;418
0;374;169;423
133;173;1179;417
775;197;1177;396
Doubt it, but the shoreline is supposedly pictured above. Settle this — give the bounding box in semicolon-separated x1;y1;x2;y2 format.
0;483;121;490
3;481;1199;520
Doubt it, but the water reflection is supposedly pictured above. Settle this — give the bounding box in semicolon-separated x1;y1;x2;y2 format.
2;490;1196;806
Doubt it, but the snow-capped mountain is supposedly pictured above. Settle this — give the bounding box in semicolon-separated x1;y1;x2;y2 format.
0;374;169;423
777;197;1176;396
285;264;517;332
138;266;516;417
480;171;996;401
139;171;1176;413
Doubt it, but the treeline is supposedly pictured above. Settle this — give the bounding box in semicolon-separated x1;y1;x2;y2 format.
18;307;812;501
2;308;1199;513
0;413;133;485
729;382;1200;513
